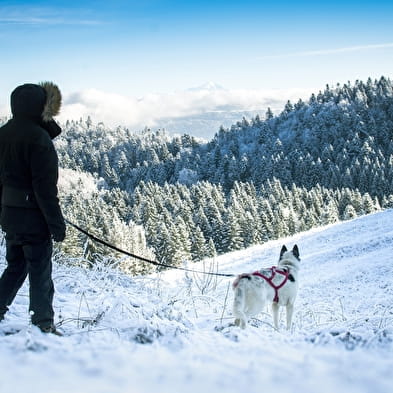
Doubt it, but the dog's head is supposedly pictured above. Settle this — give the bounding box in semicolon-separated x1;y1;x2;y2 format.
278;244;300;269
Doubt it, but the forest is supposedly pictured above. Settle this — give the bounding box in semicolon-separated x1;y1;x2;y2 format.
3;77;392;273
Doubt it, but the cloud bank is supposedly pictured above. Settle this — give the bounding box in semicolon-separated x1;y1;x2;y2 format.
58;84;314;131
258;43;393;60
0;5;101;25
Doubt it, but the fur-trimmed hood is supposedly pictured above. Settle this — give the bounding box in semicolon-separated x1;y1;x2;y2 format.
39;81;62;121
11;81;62;121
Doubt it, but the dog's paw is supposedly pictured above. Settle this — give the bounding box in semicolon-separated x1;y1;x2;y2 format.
214;322;236;332
214;323;240;341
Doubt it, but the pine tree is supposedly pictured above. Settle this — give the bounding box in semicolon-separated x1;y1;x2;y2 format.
205;238;217;259
223;209;243;252
343;204;357;220
191;226;207;261
265;107;274;120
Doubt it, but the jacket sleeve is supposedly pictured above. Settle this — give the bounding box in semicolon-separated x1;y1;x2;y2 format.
30;138;66;240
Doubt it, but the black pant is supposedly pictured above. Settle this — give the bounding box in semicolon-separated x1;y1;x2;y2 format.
0;233;54;328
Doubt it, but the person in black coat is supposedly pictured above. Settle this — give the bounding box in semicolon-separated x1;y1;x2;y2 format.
0;82;66;334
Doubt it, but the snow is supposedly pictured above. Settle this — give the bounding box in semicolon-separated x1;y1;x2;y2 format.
1;210;393;393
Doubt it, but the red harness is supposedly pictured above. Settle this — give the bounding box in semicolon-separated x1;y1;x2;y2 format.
233;266;289;303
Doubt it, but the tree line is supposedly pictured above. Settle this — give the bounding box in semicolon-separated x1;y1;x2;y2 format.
46;76;393;271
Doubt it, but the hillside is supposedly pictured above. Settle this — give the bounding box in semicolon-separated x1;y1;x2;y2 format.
56;77;393;196
49;76;393;268
1;210;392;393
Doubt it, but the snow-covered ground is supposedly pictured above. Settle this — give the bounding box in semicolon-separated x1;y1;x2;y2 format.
0;210;392;393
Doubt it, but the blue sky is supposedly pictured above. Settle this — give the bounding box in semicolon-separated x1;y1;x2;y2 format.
1;0;393;131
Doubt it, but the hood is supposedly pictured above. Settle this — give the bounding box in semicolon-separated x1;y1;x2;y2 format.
39;81;62;122
11;81;62;121
11;84;46;119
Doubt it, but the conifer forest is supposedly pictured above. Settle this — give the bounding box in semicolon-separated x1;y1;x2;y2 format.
10;76;392;274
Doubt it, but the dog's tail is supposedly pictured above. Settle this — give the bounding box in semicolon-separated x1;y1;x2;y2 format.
232;273;251;289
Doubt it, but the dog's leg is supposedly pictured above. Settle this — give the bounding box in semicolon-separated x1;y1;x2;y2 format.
234;314;247;329
286;303;294;330
238;317;247;329
272;302;280;330
233;288;248;329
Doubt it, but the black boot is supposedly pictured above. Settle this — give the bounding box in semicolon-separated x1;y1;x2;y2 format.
39;324;63;336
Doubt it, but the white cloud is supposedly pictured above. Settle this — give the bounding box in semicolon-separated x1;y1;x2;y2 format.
0;6;101;25
258;43;393;60
0;17;100;25
58;84;314;131
0;103;8;120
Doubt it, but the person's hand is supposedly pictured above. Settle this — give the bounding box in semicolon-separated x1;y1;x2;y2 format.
52;230;66;242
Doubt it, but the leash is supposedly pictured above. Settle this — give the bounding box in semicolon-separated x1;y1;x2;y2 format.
64;218;235;278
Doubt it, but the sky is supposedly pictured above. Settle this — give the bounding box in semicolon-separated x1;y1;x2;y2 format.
1;0;393;133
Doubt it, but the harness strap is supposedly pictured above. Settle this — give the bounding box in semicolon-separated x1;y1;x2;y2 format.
252;267;289;302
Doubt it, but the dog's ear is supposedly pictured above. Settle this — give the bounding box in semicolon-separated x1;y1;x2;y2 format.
280;245;287;259
292;244;300;260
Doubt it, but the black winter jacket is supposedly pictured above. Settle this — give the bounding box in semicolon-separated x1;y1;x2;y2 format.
0;84;65;240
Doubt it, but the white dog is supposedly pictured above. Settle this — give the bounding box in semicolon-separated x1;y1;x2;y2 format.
232;245;300;329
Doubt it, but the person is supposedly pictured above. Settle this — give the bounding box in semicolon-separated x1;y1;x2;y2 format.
0;82;66;335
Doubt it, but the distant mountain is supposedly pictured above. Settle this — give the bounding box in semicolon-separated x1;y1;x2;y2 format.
185;81;226;92
150;83;298;139
153;109;264;140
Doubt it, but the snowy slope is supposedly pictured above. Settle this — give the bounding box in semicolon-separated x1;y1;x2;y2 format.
0;210;392;393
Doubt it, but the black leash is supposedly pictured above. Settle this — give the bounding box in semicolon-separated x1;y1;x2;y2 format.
64;219;235;278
